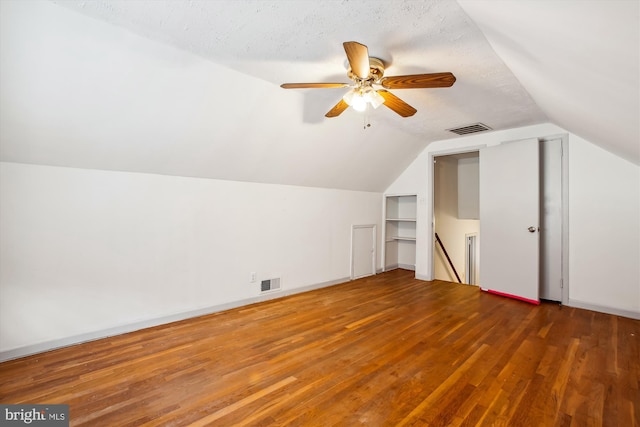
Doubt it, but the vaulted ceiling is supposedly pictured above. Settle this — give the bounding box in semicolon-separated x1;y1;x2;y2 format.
0;1;637;192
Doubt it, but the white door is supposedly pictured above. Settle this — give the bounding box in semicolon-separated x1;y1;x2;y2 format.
479;139;540;304
540;139;563;301
351;225;376;279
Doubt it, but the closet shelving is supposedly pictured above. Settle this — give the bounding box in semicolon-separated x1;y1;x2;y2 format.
383;194;417;271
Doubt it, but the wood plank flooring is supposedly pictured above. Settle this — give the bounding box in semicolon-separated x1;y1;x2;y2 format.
1;269;638;426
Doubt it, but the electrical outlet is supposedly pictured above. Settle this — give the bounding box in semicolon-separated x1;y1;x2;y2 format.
250;272;257;283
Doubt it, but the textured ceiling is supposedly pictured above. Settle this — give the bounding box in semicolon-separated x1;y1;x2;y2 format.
50;0;547;138
0;0;636;193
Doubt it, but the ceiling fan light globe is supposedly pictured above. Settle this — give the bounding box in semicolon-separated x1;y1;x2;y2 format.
342;89;355;106
352;96;368;112
368;90;385;109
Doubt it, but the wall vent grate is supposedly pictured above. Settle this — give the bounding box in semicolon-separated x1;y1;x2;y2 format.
447;123;492;135
261;278;281;293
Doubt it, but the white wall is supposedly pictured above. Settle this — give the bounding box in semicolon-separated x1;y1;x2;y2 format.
0;0;426;193
386;123;640;318
458;157;479;219
567;135;640;313
0;162;382;358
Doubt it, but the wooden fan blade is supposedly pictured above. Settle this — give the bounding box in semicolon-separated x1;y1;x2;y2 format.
281;83;350;89
377;90;417;117
325;99;349;118
343;41;370;79
380;72;456;89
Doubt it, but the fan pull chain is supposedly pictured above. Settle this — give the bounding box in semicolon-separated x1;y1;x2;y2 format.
363;109;371;129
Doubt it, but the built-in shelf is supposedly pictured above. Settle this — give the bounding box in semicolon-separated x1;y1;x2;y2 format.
383;194;417;271
389;236;416;241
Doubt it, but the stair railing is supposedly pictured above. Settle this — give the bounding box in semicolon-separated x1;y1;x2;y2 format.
435;233;462;283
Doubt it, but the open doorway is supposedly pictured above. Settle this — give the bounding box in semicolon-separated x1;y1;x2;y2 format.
433;152;480;284
429;137;567;303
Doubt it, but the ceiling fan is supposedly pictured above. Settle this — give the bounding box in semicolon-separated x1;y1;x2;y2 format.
281;41;456;118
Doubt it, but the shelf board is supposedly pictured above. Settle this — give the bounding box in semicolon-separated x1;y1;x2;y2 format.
385;218;417;222
390;236;416;241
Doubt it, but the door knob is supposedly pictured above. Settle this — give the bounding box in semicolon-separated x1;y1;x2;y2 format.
528;226;537;233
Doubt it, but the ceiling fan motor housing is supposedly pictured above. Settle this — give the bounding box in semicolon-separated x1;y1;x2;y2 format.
348;57;385;84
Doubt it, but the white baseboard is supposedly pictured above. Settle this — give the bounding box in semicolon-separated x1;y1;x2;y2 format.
0;276;350;362
567;299;640;320
384;264;415;272
8;278;635;362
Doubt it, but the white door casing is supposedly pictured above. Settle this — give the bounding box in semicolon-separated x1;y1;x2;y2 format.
540;138;563;301
465;232;479;285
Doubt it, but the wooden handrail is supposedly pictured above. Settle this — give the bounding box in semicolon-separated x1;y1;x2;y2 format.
435;233;462;283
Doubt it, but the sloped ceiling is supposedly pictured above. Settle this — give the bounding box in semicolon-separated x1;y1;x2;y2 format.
458;0;639;165
0;1;636;193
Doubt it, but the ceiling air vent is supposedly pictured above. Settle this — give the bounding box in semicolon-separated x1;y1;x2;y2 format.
447;123;492;135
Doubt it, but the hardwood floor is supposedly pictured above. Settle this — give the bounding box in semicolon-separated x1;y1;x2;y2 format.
1;269;638;426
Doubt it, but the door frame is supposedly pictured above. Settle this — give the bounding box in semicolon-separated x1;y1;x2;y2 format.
350;224;377;280
428;144;485;282
544;135;570;305
539;137;566;302
426;135;569;304
465;232;479;285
